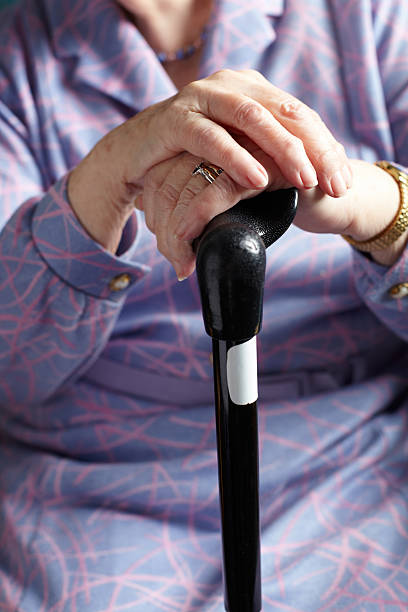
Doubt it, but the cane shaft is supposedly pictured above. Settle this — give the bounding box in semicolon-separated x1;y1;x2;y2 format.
213;338;261;612
194;190;298;611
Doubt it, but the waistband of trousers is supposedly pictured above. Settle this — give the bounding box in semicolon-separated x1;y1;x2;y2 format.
81;346;400;406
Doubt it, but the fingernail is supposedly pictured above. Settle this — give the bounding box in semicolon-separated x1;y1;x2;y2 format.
300;165;318;188
248;164;269;188
330;171;347;197
173;262;186;281
342;164;353;189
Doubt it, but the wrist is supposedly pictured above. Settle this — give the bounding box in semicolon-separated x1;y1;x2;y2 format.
344;161;400;242
68;146;137;254
370;228;408;266
342;160;408;266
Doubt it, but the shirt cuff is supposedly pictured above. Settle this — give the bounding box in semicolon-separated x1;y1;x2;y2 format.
351;242;408;305
32;175;150;301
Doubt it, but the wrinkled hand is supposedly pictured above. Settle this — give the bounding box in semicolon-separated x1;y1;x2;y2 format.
129;68;353;197
136;131;354;279
69;69;352;255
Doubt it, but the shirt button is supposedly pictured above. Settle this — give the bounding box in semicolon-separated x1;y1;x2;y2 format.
388;282;408;299
109;273;131;292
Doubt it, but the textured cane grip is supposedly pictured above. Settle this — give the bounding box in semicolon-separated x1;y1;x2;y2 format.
194;188;298;342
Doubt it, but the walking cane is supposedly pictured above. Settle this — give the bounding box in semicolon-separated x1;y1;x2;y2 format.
194;188;298;611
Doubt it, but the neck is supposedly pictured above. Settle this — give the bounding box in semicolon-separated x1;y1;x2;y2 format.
122;0;213;57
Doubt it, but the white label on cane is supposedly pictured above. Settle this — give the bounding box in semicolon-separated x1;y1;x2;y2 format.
226;337;258;405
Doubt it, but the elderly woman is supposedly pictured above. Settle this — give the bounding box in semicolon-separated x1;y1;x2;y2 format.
0;0;408;609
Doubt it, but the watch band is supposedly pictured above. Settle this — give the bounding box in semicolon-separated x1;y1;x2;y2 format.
341;161;408;252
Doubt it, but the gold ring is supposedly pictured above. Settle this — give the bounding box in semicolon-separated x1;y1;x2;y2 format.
192;161;224;184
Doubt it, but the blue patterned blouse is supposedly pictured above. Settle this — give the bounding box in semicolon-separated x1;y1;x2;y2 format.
1;0;408;610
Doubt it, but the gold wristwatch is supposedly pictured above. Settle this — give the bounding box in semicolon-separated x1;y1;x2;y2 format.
342;161;408;252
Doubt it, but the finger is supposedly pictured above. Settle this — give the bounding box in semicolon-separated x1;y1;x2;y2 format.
153;154;204;271
165;105;270;190
169;174;247;280
232;133;295;192
204;94;318;190
142;162;172;235
272;97;352;197
170;170;249;248
142;154;193;252
155;157;224;278
170;139;293;252
234;71;353;193
134;193;144;211
243;75;353;196
190;72;350;197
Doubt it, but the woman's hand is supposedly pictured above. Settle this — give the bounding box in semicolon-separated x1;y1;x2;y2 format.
298;159;405;267
135;134;291;279
67;69;352;255
138;151;403;279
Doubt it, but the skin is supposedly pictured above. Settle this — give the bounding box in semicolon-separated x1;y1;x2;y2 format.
118;0;213;58
68;0;406;280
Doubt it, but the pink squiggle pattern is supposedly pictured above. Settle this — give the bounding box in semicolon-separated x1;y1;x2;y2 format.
0;0;408;609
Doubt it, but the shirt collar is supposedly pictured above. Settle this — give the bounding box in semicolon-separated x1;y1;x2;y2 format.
47;0;285;112
49;0;176;109
200;0;285;76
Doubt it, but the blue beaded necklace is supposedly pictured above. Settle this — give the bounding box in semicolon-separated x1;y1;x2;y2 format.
156;29;208;63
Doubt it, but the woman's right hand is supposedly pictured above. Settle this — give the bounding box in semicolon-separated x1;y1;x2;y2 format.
67;69;352;254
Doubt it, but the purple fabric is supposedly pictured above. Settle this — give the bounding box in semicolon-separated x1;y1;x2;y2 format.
1;0;408;610
83;344;402;404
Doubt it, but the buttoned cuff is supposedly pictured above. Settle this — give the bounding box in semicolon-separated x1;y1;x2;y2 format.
32;175;150;301
349;161;408;300
351;242;408;305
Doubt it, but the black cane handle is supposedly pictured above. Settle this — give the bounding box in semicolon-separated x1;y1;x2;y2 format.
194;188;298;342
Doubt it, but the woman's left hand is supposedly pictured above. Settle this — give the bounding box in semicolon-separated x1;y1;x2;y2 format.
136;140;404;279
136;135;293;279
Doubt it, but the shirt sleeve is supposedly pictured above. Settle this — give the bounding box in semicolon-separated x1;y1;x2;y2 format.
0;98;150;408
346;0;408;342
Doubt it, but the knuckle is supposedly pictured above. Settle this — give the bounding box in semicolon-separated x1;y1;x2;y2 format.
157;181;181;207
220;145;240;170
179;184;201;204
210;146;231;171
315;145;340;168
174;84;205;117
191;122;216;150
212;175;239;200
179;79;202;98
234;98;266;127
170;103;194;134
144;168;162;192
334;141;346;157
171;99;192;120
238;68;263;80
210;68;235;81
280;98;308;120
173;201;189;219
282;134;305;155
